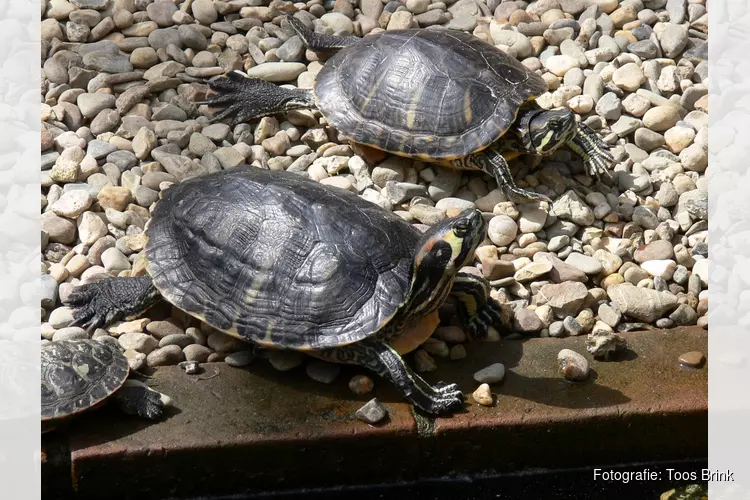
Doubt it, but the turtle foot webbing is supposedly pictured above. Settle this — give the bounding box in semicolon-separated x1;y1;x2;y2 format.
200;71;315;125
68;276;160;331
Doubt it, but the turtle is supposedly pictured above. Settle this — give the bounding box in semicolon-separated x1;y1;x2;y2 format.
66;167;514;415
41;339;167;433
199;14;614;203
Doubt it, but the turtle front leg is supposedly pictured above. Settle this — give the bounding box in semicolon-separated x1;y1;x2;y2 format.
567;122;614;179
285;14;360;52
451;271;514;340
199;71;316;125
67;276;160;331
456;149;552;203
318;338;465;415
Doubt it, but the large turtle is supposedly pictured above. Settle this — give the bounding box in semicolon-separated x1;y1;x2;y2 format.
41;339;166;433
200;14;613;203
67;167;513;415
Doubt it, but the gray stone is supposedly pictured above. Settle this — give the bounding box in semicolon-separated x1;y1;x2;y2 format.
356;398;388;424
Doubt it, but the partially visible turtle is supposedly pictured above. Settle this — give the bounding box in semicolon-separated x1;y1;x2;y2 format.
200;14;613;203
41;339;167;433
660;484;707;500
66;167;513;415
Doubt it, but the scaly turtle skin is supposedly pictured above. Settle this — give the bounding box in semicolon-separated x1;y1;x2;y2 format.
200;15;613;203
41;339;165;433
67;168;513;415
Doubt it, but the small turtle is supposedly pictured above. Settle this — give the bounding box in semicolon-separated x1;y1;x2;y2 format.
41;339;167;433
200;15;613;203
66;168;513;415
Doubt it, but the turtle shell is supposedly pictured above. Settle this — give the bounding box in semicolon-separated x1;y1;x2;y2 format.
313;29;548;160
145;168;421;351
41;340;129;421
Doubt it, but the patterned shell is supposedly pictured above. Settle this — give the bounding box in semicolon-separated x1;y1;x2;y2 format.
41;340;129;420
145;168;422;350
314;29;548;159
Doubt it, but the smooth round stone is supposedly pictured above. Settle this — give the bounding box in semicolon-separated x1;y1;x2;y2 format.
488;215;518;246
473;363;506;383
118;332;158;354
306;361;341;384
612;63;645;91
642;105;680;132
147;345;184;367
349;375;375;394
48;307;75;329
472;383;494;406
268;351;304;371
565;253;603;274
321;12;354;35
557;349;590;381
183;344;213;363
52;327;90;341
158;333;193;349
545;54;579;76
678;351;705;368
244;62;307;82
225;350;255;368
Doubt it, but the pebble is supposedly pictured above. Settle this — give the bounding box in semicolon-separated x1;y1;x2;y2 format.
565;253;603;274
269;351;304;372
557;349;590;381
179;361;201;375
147;345;184;367
472;384;494;406
356;398;388;424
183;344;213;363
225;350;255;368
678;351;705;368
349;375;375;395
118;332;158;355
306;361;341;384
473;363;506;384
52;327;89;341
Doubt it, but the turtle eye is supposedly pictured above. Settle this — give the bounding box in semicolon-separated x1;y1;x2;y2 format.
454;220;470;236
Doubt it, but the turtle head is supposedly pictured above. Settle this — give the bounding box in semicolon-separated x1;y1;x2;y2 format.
415;209;486;275
407;210;486;312
528;108;577;154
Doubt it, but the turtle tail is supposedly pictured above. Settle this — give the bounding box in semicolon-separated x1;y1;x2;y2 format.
198;71;316;125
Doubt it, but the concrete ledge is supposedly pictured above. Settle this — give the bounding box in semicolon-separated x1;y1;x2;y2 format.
42;327;707;499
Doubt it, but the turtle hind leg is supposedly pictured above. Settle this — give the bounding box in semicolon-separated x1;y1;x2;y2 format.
456;149;552;204
451;271;514;340
319;338;464;415
285;14;359;52
113;381;166;420
67;275;160;331
199;71;316;125
567;122;615;179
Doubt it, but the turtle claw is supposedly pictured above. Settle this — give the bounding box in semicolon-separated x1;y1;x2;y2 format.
569;122;615;180
67;284;118;331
